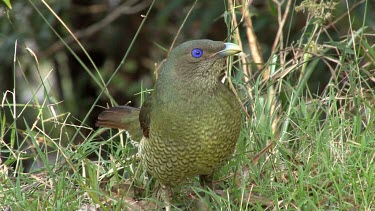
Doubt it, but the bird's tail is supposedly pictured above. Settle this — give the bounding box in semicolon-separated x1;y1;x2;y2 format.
96;106;143;142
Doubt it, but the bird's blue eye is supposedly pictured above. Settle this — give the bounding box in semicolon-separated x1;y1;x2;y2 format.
191;48;203;58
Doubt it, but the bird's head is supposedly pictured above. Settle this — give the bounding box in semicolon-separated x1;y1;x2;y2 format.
160;39;241;82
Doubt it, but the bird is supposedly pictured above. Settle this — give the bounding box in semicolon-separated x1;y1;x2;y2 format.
96;39;242;210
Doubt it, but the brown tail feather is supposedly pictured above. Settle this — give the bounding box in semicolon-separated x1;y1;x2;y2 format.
96;106;143;142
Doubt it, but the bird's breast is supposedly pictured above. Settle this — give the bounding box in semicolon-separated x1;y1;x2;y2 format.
140;86;241;185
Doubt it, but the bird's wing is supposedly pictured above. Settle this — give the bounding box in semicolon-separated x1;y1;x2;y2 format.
139;94;152;138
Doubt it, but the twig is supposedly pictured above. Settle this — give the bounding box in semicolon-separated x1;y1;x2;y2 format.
238;0;264;71
323;0;365;30
228;0;252;83
228;0;253;121
168;0;198;55
226;71;252;121
271;0;292;58
42;1;150;57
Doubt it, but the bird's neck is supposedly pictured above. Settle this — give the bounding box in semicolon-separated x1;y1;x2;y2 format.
155;74;220;101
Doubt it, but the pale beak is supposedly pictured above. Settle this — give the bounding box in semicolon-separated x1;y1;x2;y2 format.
217;42;242;57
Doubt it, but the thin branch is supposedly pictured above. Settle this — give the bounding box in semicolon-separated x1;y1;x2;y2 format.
271;0;292;53
238;0;264;71
42;1;150;57
323;0;365;30
228;1;253;82
168;0;198;55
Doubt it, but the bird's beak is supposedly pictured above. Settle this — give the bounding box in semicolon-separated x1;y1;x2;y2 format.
217;43;242;57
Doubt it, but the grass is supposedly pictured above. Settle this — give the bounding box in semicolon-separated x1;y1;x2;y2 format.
1;0;375;210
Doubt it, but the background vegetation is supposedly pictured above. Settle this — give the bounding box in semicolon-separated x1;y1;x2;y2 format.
1;0;374;210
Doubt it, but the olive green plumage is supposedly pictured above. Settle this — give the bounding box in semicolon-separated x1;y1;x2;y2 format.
97;39;242;208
